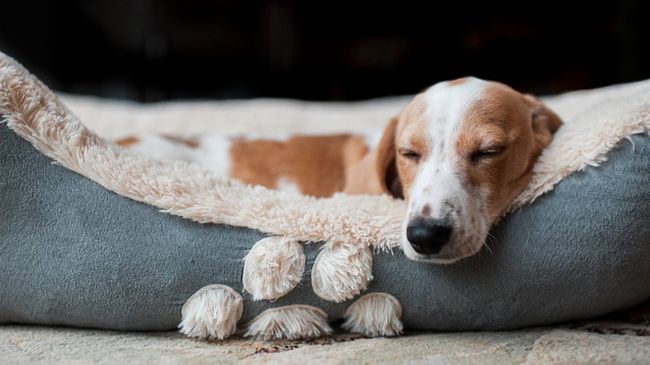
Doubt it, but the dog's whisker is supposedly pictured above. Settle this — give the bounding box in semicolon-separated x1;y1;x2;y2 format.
482;240;493;254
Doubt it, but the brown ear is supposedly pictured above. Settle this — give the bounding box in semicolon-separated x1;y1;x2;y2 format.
523;94;563;151
375;117;403;198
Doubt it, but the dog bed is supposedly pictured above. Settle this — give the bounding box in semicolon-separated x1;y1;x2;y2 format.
1;51;649;339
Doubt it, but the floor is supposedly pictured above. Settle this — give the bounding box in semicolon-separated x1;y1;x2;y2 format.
2;324;650;364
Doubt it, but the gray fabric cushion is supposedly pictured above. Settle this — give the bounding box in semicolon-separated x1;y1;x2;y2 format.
1;121;649;331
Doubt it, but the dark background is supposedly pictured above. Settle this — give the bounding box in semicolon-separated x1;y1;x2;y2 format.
0;0;648;102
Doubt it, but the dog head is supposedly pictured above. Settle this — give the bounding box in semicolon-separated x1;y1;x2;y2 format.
376;77;562;263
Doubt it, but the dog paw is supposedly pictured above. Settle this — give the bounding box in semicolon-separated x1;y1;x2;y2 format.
243;237;305;301
243;305;332;340
342;292;403;337
311;242;373;302
178;284;243;340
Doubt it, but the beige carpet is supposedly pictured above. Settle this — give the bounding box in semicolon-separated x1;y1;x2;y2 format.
2;325;650;365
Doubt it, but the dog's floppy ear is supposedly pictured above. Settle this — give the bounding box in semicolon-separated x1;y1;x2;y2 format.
375;117;403;198
523;94;563;151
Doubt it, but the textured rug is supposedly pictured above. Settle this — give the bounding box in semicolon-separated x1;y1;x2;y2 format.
2;325;650;365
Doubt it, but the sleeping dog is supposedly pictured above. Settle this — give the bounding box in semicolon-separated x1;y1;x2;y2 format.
118;77;562;263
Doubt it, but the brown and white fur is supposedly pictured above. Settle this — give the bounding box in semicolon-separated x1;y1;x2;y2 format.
117;77;561;264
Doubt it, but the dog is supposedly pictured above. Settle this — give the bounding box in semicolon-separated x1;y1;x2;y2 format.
117;77;561;263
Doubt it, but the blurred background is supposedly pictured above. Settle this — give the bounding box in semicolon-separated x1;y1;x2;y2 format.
0;0;648;102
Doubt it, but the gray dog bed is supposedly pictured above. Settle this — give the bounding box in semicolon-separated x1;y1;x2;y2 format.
1;50;650;337
1;119;649;332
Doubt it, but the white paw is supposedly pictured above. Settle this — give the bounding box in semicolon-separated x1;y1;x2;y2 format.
311;242;373;302
342;292;403;337
243;237;305;300
243;305;332;340
178;284;243;340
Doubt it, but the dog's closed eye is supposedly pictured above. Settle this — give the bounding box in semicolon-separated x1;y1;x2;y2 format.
470;146;505;163
399;148;421;162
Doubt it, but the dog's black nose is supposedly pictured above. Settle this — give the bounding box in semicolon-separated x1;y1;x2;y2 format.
406;217;453;255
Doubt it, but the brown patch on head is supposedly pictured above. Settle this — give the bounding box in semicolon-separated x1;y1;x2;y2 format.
448;77;469;86
115;136;139;147
162;135;200;148
345;92;432;199
373;117;400;196
523;93;563;148
375;93;431;199
229;135;366;197
455;82;562;219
